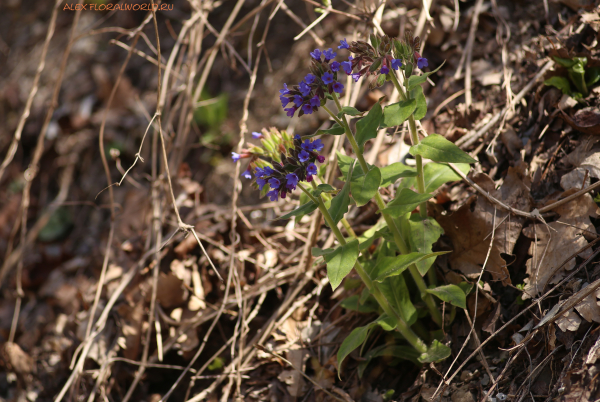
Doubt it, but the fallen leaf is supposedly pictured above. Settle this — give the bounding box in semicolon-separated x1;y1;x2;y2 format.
435;168;533;285
561;107;600;135
556;309;582;332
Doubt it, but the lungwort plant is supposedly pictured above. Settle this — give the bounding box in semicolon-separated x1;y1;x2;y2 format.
234;32;477;373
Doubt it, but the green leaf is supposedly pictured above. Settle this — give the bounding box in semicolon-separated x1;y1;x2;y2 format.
426;284;467;309
356;102;383;151
422;162;470;193
338;106;361;117
544;76;572;95
458;282;474;295
325;239;359;290
380;163;417;186
312;183;337;197
586;67;600;87
374;251;450;281
418;340;451;363
340;295;379;313
409;134;477;164
357;219;387;251
311;247;334;257
329;162;353;225
553;56;577;68
351;167;381;207
381;99;416;128
411;85;427;121
376;314;397;331
337;322;375;375
378;273;417;325
278;201;317;220
406;61;445;90
316;123;345;136
407;216;445;276
357;344;421;378
381;188;433;218
337;152;370;180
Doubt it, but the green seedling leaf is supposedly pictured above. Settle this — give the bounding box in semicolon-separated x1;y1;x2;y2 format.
376;314;397;331
337;321;375;375
374;251;450;281
340;295;379;313
279;201;318;220
381;99;416;128
544;76;572;95
422;162;470;193
411;85;427;120
315;122;345;136
426;284;467;309
380;163;417;186
351;166;381;206
358;344;421;378
356;101;383;151
338;106;362;117
378;273;417;325
325;239;359;290
406;61;445;90
409;134;477;164
553;56;577;68
381;188;433;218
407;216;445;276
418;340;451;363
586;67;600;87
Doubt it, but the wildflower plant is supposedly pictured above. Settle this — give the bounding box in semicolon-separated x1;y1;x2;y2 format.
235;33;477;373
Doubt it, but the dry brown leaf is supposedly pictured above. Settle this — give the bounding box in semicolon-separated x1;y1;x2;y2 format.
435;168;533;285
556;309;581;332
574;283;600;323
523;193;598;298
3;342;35;374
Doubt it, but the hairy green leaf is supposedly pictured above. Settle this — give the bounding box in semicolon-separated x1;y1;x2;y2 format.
418;340;451;363
426;284;467;309
329;162;353;225
381;188;433;218
338;106;362;117
380;162;417;186
356;102;383;151
407;215;445;276
381;99;416;128
374;251;449;281
325;239;359;290
337;322;375;375
351;166;381;207
378;274;417;326
409;134;477;164
411;85;427;120
279;201;317;220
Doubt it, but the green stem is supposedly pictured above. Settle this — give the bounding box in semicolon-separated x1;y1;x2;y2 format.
298;184;427;353
310;180;356;238
326;92;443;328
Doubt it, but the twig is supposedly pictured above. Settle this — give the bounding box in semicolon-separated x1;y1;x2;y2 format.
464;0;483;108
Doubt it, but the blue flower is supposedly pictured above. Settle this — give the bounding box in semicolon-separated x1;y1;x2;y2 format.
332;81;344;93
311;139;324;152
310;49;322;60
301;139;313;151
280;95;290;107
255;167;265;178
242;170;252;179
267;189;279;201
323;48;337;61
293;95;304;107
294;134;301;140
307;163;318;175
330;61;340;72
269;177;281;189
279;83;290;95
252;132;262;139
351;73;361;82
231;152;241;162
380;65;389;75
417;57;428;69
305;73;316;84
286;173;299;190
392;59;402;70
338;38;349;49
341;60;353;74
264;166;275;175
310;95;320;107
298;150;310;163
302;104;313;115
299;81;311;96
322;72;334;84
285;106;296;117
257;178;267;190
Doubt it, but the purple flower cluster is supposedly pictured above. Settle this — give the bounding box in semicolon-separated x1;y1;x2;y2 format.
338;38;404;82
253;136;326;201
279;47;351;118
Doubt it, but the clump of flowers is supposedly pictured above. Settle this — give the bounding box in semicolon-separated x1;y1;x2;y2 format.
231;128;326;201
